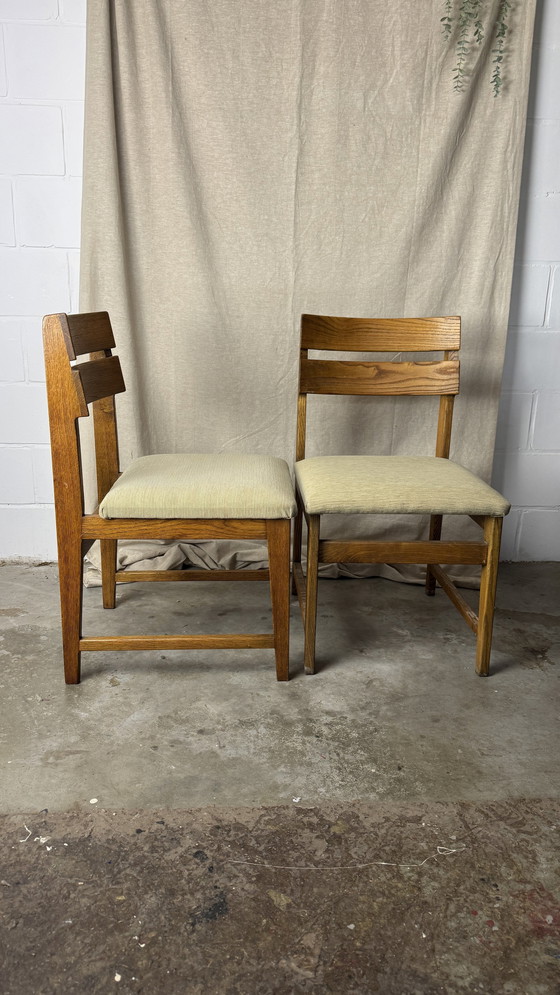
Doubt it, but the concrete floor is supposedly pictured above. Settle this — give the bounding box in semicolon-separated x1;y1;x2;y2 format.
1;561;559;814
3;799;560;994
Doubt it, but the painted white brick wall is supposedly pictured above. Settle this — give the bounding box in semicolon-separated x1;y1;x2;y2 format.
492;0;560;561
0;0;84;559
0;2;558;561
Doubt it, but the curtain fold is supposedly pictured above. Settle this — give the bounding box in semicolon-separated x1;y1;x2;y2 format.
80;0;536;587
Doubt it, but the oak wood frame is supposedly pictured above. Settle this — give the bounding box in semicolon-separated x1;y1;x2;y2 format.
43;312;291;684
293;314;504;677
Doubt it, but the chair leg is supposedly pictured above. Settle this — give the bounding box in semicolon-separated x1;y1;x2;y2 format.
100;539;117;609
58;541;84;684
425;514;442;596
267;519;291;682
292;499;303;596
476;516;503;677
303;514;320;676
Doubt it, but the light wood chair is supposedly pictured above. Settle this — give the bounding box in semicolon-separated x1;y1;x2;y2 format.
292;314;510;677
43;311;295;684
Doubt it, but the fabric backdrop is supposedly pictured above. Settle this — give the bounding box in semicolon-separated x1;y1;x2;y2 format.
80;0;536;586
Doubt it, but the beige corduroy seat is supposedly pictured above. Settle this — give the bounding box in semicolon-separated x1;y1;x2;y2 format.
100;453;296;520
295;455;510;517
292;313;510;678
42;311;295;685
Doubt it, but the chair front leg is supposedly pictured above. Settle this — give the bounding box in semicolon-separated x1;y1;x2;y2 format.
476;516;503;677
304;514;320;675
100;539;117;609
267;519;291;681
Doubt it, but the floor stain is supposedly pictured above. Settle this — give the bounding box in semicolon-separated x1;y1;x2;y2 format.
190;891;229;930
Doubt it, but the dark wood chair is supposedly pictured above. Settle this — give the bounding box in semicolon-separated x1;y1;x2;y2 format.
292;314;510;677
43;311;294;683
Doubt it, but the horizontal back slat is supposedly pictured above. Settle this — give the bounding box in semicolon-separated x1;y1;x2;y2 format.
300;358;460;396
72;356;126;406
62;312;115;359
301;314;460;352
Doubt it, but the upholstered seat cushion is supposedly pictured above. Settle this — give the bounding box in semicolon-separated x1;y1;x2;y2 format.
99;453;296;519
295;456;510;517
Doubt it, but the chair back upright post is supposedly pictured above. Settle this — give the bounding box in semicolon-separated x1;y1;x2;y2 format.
427;329;459;589
434;359;458;460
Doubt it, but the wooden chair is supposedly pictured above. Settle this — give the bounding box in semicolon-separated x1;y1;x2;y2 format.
292;314;510;677
43;311;295;684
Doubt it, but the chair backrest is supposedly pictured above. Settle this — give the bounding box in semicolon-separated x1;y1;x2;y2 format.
42;312;126;512
296;314;461;461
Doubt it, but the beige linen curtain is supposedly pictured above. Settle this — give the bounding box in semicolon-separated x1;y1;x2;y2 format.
80;0;536;585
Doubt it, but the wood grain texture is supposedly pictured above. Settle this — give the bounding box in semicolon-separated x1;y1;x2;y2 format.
303;515;320;675
300;359;460;396
73;356;126;407
80;634;275;651
435;391;455;458
115;569;270;583
295;389;307;461
318;540;487;565
91;371;121;500
425;515;443;595
57;541;83;683
82;517;269;540
432;566;478;634
292;563;306;623
100;539;117;609
301;314;461;352
42;315;87;683
267;519;291;681
291;491;304;596
93;380;120;611
62;311;115;359
430;565;479;633
87;345;123;610
476;516;503;676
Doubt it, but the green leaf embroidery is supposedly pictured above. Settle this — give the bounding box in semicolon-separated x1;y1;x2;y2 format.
442;0;511;96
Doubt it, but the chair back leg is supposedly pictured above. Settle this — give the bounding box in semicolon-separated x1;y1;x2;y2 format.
476;516;503;676
100;539;117;609
425;514;443;596
292;500;304;596
267;519;292;681
303;514;321;675
58;540;84;684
